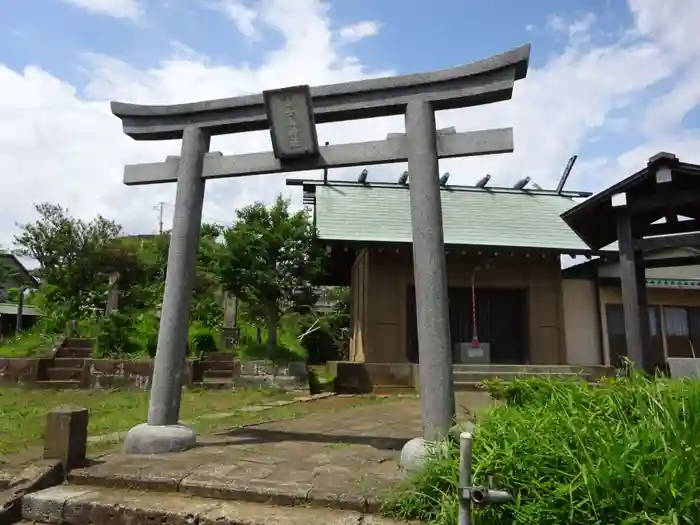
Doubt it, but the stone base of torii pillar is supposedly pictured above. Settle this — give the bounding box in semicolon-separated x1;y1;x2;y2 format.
123;423;196;454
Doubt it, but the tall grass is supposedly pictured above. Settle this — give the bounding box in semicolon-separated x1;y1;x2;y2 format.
385;374;700;525
0;328;60;357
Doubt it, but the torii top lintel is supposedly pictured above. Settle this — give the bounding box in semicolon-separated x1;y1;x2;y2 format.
111;44;531;141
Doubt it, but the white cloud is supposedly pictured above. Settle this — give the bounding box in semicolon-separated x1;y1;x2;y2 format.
1;0;699;251
338;20;381;44
547;12;596;45
546;15;568;33
205;0;260;40
58;0;143;19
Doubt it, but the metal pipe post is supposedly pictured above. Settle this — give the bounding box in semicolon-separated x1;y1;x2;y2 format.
147;126;210;426
459;432;473;525
406;99;456;440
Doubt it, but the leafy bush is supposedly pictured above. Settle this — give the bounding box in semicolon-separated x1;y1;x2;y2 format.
93;311;163;359
188;322;219;358
131;312;160;358
94;312;225;360
234;312;306;363
299;314;347;364
385;374;700;525
307;365;336;394
95;311;143;357
302;288;350;364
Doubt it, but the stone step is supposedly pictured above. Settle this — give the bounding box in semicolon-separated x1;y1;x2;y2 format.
63;338;95;349
200;360;237;372
22;485;402;525
453;379;609;390
56;347;92;359
454;382;484;392
34;380;81;389
234;375;304;389
203;369;235;379
201;353;237;362
452;371;584;383
191;379;234;390
452;364;610;375
46;368;83;381
52;357;85;368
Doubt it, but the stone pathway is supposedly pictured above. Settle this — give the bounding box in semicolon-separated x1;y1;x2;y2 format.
86;391;335;444
66;392;493;512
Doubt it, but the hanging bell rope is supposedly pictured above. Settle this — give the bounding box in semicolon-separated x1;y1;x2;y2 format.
471;268;479;348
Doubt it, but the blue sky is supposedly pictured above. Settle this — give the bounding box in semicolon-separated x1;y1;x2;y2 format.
0;0;699;241
4;0;631;89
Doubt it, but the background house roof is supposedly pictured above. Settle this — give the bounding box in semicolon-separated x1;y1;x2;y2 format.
0;303;42;316
311;183;612;253
561;153;700;250
563;247;700;286
0;253;39;287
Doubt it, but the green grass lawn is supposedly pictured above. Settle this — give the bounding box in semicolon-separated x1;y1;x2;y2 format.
0;387;390;460
0;387;294;456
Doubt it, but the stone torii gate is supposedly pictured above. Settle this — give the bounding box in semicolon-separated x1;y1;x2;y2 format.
113;44;531;454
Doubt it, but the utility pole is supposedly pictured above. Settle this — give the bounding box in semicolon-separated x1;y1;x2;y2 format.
154;202;167;234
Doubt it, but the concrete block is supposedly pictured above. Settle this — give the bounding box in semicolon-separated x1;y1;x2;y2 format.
668;358;700;378
21;485;95;524
43;406;89;470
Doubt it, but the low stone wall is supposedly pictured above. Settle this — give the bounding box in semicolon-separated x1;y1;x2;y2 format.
87;360;175;390
0;356;308;391
328;361;418;394
0;358;40;386
236;360;308;390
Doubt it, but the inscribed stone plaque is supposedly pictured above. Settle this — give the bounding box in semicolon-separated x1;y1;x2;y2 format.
263;85;319;160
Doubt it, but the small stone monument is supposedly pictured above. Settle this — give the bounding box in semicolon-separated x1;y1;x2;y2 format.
43;406;89;471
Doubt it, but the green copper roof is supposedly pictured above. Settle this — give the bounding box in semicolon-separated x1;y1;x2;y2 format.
0;303;42;316
646;278;700;289
314;184;604;252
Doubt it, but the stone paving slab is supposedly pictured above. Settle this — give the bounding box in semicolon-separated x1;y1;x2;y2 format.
67;398;419;512
66;392;492;514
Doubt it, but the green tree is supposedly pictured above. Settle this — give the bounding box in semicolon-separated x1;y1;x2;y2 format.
192;224;225;328
218;195;326;353
13;203;123;320
106;233;175;313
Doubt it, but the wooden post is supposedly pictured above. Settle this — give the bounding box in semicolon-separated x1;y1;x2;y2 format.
616;210;651;370
105;271;120;314
15;286;25;333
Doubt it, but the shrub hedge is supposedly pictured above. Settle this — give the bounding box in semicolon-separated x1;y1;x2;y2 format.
385;373;700;525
